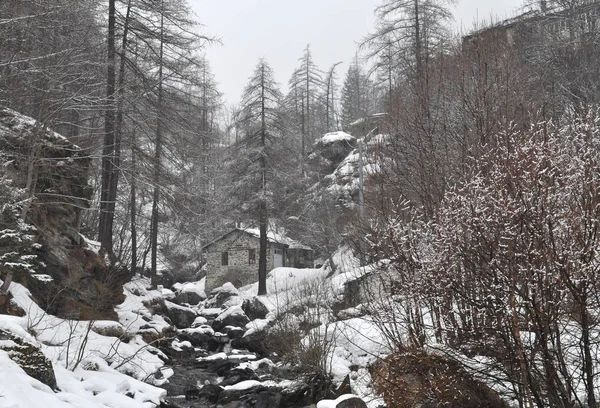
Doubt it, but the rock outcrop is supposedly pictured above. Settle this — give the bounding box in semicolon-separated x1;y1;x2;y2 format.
372;351;508;408
0;107;129;320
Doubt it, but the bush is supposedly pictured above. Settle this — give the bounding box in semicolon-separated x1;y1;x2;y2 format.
264;276;338;402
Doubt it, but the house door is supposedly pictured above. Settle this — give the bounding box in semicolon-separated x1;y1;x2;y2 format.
274;249;283;268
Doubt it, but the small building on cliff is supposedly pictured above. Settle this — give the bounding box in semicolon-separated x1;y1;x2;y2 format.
202;228;314;291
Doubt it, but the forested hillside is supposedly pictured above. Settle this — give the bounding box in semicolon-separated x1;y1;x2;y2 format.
2;0;600;407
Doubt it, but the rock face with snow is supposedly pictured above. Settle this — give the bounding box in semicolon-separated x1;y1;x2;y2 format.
308;130;364;209
0;328;57;390
0;107;130;320
313;131;357;165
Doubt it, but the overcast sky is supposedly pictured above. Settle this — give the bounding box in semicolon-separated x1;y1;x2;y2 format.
192;0;525;106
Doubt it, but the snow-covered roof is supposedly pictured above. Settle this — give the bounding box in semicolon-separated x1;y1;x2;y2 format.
242;227;311;250
202;228;312;251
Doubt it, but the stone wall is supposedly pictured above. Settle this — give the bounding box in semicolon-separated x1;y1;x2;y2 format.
205;230;281;292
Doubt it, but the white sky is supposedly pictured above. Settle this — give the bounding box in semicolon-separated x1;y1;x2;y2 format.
192;0;526;106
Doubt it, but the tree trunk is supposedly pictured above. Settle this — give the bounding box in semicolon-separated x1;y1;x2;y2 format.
105;0;132;262
580;294;597;408
130;129;137;275
150;0;165;288
257;63;268;296
99;0;117;255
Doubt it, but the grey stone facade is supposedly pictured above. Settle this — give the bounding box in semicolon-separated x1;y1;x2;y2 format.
203;229;286;292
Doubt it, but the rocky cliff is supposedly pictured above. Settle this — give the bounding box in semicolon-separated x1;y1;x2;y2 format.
0;107;128;319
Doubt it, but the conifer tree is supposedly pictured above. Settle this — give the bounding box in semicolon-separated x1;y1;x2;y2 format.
233;60;284;295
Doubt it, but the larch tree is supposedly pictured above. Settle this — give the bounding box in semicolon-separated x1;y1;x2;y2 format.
360;0;456;217
98;0;118;256
340;61;380;129
288;45;324;161
364;0;454;87
323;62;342;132
92;0;214;278
232;59;284;295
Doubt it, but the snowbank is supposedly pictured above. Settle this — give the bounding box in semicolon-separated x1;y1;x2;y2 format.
0;277;170;408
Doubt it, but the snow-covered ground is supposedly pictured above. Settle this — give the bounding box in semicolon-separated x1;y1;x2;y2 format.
0;280;169;408
233;247;388;407
0;246;387;408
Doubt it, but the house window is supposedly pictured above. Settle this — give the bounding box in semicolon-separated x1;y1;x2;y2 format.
221;251;228;266
249;249;256;264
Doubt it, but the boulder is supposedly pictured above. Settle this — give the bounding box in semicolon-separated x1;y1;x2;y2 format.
185;383;223;402
218;382;268;405
191;316;208;327
91;321;127;339
178;325;214;348
160;364;216;397
198;307;221;321
252;391;282;407
242;297;269;320
0;328;57;390
231;327;270;356
317;395;367;408
165;301;197;329
220;367;259;386
314;131;357;164
224;326;245;339
139;324;176;345
212;306;250;332
280;381;315;407
336;396;368;408
207;282;239;308
174;291;202;306
172;281;206;305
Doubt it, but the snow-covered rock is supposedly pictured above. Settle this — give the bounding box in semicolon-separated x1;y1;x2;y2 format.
241;297;269;320
164;301;197;329
314;131;357;163
91;321;127;339
317;394;367;408
172;278;206;305
178;325;214;348
0;328;57;390
212;306;250;332
207;282;239;308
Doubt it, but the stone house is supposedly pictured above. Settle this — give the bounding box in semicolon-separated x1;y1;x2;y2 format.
202;228;314;292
